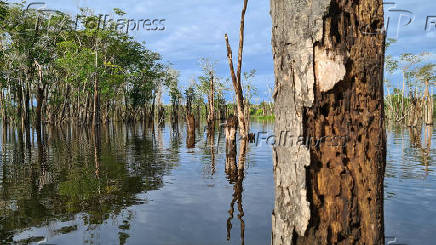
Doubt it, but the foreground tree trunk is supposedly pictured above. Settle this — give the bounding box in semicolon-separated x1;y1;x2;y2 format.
271;0;386;244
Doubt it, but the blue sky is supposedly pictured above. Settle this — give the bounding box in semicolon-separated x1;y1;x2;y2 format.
10;0;436;101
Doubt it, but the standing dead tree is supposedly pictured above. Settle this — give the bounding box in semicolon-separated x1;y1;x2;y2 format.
185;87;196;148
271;0;386;244
225;115;238;174
423;80;433;125
224;0;248;139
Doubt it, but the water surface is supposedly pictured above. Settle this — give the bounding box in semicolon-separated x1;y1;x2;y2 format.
0;121;434;244
0;121;274;245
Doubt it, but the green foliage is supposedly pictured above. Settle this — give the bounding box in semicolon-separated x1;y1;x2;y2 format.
384;39;435;122
416;64;435;84
0;1;7;23
0;4;175;122
242;69;256;103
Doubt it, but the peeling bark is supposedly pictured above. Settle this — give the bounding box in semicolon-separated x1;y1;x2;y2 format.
271;0;386;244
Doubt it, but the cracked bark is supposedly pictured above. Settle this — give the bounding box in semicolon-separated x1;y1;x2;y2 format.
271;0;386;244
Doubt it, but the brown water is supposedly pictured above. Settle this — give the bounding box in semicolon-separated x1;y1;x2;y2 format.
0;121;434;244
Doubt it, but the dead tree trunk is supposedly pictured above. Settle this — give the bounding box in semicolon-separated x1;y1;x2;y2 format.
271;0;386;244
34;61;44;129
186;113;195;148
423;80;433;125
224;0;248;139
225;115;238;175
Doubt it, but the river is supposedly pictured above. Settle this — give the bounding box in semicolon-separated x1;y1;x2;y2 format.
0;121;434;244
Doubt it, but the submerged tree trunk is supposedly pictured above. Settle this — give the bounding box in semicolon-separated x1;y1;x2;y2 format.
186;113;195;148
16;83;23;124
225;115;238;174
271;0;386;244
36;87;44;128
23;82;30;127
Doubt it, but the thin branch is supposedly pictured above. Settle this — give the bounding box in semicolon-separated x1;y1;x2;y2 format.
236;0;248;84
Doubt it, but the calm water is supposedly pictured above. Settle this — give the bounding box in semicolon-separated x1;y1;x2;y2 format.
384;125;436;245
0;121;434;244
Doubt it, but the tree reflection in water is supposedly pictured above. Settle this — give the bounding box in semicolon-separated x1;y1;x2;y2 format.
0;122;178;244
226;139;247;245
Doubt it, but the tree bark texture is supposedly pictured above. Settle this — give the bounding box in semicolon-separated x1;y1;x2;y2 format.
271;0;386;244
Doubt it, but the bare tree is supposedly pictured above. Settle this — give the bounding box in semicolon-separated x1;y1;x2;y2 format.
225;0;249;139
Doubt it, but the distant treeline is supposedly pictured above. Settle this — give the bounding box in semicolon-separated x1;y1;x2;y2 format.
0;2;277;129
0;2;180;128
384;39;435;125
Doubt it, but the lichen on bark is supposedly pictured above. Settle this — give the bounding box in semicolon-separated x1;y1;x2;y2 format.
271;0;332;242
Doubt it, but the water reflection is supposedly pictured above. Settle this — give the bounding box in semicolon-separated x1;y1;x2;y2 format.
0;121;274;244
384;123;436;245
0;117;434;244
226;140;247;245
0;123;178;244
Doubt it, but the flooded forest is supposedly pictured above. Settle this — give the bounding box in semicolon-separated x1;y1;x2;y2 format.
0;0;435;245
